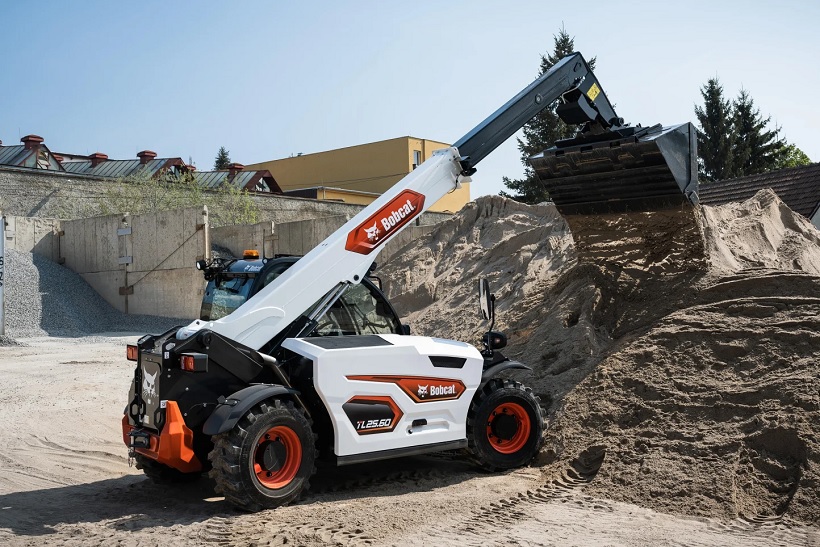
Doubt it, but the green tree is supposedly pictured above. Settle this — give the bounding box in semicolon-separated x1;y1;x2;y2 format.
501;26;595;203
214;146;231;170
732;89;787;175
694;78;736;181
774;143;812;169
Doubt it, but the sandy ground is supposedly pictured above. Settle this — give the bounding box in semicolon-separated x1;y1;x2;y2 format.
1;336;818;546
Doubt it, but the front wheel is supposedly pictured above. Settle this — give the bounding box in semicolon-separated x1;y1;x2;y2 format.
466;379;545;471
208;399;317;511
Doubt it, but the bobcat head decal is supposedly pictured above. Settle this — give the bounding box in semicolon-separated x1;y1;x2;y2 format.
417;384;428;398
364;221;381;242
142;368;158;400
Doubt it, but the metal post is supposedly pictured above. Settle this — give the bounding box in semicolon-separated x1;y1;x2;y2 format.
0;214;5;336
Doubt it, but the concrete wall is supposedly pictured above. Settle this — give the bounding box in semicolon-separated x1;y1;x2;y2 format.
211;221;275;258
1;166;454;318
61;207;208;318
2;215;62;261
0;165;113;219
0;165;455;225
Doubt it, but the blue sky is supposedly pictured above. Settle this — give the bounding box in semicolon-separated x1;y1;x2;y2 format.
2;1;818;198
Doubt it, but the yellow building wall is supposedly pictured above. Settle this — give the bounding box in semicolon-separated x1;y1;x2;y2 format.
319;188;378;206
246;137;468;213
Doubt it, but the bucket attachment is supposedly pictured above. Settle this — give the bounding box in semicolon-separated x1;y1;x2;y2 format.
529;122;698;216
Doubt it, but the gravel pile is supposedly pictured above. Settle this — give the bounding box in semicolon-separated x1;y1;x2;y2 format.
211;244;237;260
5;249;184;338
0;335;26;347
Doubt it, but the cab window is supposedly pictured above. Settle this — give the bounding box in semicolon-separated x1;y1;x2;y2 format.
311;283;400;337
201;276;254;320
338;283;401;335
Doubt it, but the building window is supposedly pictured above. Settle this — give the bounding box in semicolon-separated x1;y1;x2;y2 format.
413;150;422;170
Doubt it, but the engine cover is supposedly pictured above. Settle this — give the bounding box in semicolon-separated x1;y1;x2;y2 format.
282;334;483;458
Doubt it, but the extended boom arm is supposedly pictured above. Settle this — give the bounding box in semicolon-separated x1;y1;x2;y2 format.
177;52;619;350
455;52;620;173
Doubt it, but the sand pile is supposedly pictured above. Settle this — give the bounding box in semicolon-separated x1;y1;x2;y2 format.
382;189;820;523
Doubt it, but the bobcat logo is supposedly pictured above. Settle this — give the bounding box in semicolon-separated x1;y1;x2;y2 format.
364;221;380;242
142;368;158;401
417;384;428;398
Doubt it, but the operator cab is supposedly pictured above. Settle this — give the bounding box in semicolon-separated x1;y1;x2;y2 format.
199;253;404;337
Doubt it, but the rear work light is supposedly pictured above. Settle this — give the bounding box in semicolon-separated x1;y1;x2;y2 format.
180;352;208;372
126;345;139;361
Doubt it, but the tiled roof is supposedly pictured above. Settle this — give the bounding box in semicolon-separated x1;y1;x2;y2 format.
699;163;820;219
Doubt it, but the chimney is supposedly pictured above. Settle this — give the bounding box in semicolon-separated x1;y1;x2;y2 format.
89;152;108;167
137;150;157;164
227;162;244;181
21;134;44;151
53;154;64;163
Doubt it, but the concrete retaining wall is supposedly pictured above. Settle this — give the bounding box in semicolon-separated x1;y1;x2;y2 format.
1;165;454;319
211;221;275;258
2;216;62;261
61;207;208;318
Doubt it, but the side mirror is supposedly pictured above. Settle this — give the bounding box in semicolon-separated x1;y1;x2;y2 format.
479;278;493;322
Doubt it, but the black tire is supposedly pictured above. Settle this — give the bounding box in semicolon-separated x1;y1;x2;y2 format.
466;379;546;471
134;453;203;483
208;399;317;512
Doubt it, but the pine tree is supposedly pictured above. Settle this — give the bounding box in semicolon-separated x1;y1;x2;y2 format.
501;26;595;203
214;146;231;170
732;89;787;175
694;78;736;181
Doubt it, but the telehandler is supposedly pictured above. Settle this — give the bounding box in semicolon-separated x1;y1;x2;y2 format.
123;52;698;511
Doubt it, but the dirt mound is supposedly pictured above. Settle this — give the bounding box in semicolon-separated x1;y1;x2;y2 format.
702;188;820;274
544;269;820;522
382;190;820;523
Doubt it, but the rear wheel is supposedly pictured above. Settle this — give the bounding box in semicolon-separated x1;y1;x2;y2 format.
208;399;317;512
466;379;545;471
134;453;202;483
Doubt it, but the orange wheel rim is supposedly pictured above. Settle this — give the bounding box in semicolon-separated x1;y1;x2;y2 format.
254;426;302;489
486;402;531;454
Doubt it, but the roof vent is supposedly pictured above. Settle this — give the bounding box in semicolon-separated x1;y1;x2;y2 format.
21;135;44;151
89;152;108;167
228;162;245;181
137;150;157;164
